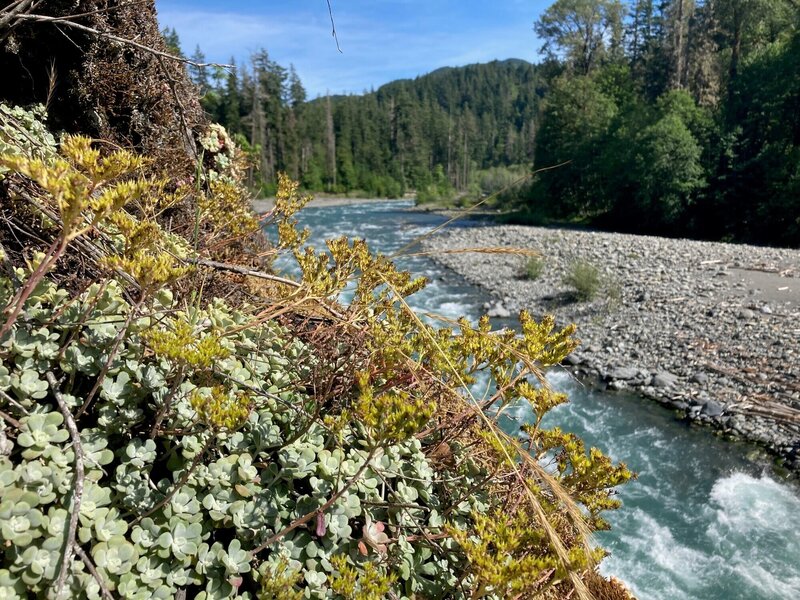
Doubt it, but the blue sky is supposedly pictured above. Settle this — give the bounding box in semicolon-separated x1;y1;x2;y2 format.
156;1;550;98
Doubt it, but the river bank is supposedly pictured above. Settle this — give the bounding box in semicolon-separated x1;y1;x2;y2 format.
252;196;401;213
421;224;800;473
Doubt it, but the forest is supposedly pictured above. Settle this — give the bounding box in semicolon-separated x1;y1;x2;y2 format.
173;0;800;246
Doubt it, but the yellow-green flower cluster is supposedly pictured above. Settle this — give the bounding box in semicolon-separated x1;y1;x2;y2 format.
190;386;251;431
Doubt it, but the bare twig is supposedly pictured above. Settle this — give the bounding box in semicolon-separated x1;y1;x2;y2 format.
390;160;569;260
0;388;29;415
7;13;233;69
251;448;378;553
46;372;84;600
14;188;140;294
0;241;20;286
0;408;20;429
155;54;197;160
186;257;299;287
401;247;540;259
149;366;186;439
76;294;146;418
326;0;342;53
74;545;113;600
135;435;213;522
37;0;152;23
0;0;36;31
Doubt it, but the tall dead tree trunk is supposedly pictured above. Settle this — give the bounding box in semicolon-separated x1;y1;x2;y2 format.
325;93;336;191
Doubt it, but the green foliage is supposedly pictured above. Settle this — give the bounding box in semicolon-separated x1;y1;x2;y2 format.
0;117;632;599
191;47;542;198
523;256;545;281
415;165;455;205
535;0;625;74
563;260;602;301
533;73;619;218
632;112;705;223
0;239;630;599
329;555;395;600
0;104;57;172
448;508;598;598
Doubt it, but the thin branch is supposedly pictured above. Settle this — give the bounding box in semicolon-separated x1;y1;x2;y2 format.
46;372;84;600
8;13;233;69
0;0;35;30
39;0;152;23
14;189;141;294
76;294;146;418
326;0;342;53
186;257;300;287
155;54;198;160
252;448;378;554
73;545;113;600
149;366;186;439
0;388;29;415
390;160;570;260
135;435;213;522
0;241;20;286
0;408;20;429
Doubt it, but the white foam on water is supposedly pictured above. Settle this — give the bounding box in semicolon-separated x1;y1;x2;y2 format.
708;472;800;537
703;472;800;598
601;508;710;599
403;225;435;239
546;368;573;388
435;300;473;319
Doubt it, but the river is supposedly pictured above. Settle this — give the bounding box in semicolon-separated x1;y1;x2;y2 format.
272;199;800;600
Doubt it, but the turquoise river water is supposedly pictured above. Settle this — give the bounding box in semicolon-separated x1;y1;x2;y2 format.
272;200;800;600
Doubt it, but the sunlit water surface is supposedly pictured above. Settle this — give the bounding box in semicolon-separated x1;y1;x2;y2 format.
271;200;800;600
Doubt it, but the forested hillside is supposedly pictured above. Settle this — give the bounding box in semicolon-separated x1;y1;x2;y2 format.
176;0;800;246
179;41;542;199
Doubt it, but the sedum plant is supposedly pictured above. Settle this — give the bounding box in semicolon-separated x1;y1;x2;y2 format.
0;107;632;600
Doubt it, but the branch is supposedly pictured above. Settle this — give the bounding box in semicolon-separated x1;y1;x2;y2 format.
149;365;186;439
251;448;378;554
8;13;234;70
46;372;84;600
0;408;20;429
135;435;213;522
76;294;146;418
74;545;113;600
0;388;29;415
326;0;342;53
0;0;37;31
186;257;300;288
155;54;198;160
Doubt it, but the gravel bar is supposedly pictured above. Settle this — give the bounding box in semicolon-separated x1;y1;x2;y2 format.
422;224;800;473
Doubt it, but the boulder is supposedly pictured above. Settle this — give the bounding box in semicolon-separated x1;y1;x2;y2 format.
701;400;725;418
690;372;709;385
652;371;679;388
487;302;511;318
608;366;638;381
